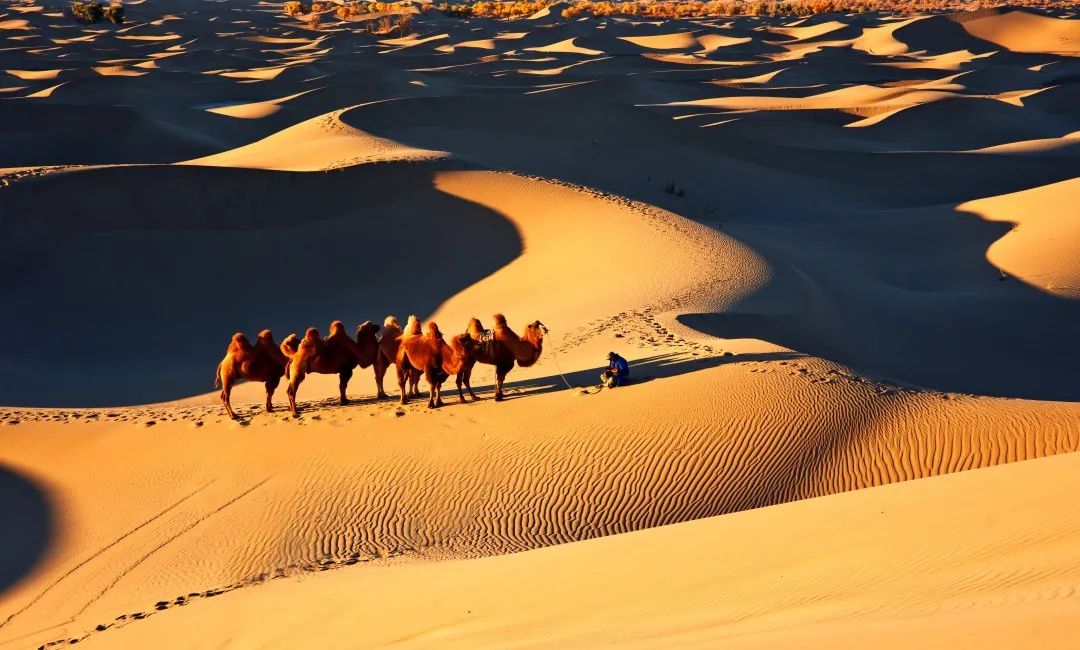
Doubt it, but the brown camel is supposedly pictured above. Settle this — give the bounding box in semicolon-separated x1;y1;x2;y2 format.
214;329;289;419
461;314;547;401
280;320;381;417
373;314;422;400
396;321;477;408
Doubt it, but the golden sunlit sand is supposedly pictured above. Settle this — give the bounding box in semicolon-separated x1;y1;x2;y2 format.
1;0;1078;648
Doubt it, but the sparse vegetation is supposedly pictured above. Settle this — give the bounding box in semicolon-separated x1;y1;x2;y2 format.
283;1;309;16
374;13;415;36
69;1;124;24
432;0;1079;20
336;1;418;19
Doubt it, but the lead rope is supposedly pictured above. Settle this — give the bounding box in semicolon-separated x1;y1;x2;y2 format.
546;329;576;391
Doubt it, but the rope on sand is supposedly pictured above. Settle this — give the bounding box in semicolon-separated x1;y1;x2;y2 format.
546;329;577;392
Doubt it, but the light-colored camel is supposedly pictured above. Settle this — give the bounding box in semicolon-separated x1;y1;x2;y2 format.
396;321;477;408
373;314;422;400
280;320;380;417
214;329;288;419
461;314;547;401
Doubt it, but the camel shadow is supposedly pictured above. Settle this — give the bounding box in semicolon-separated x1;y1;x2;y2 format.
470;351;806;401
0;464;54;599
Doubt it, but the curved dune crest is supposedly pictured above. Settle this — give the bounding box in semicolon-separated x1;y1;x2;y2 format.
183;106;447;169
59;452;1080;649
962;10;1080;55
199;87;320;119
525;37;603;55
618;31;700;51
5;68;62;80
2;3;1080;648
2;379;1077;646
959;177;1080;299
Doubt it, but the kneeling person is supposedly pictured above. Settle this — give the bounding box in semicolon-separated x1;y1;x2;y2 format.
601;351;630;388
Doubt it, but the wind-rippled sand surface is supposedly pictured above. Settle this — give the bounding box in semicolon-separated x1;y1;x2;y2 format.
1;1;1078;647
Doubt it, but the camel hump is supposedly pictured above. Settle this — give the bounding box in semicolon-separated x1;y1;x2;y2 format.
425;322;443;339
492;313;508;328
404;315;422;336
256;328;274;341
356;321;379;337
328;320;346;336
466;318;484;337
383;315;400;329
280;333;299;357
304;327;320;340
231;332;250;345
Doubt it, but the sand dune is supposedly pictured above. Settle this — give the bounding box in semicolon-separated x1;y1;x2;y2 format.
959;177;1080;299
962;9;1080;55
1;2;1079;648
55;452;1080;649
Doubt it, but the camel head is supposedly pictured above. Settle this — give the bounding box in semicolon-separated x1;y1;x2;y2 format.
356;321;380;342
525;320;547;342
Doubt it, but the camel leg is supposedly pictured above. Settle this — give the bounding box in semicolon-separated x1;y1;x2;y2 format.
494;362;512;401
455;372;467;403
397;365;409;405
374;357;389;400
409;369;421;397
287;367;302;418
338;367;353;405
465;361;480;400
261;371;278;412
425;368;438;409
220;374;237;420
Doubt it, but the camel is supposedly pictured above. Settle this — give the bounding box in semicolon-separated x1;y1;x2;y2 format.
461;314;547;401
373;314;422;400
396;321;477;408
280;320;381;417
214;329;289;419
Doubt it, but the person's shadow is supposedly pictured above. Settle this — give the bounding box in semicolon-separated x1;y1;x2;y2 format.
483;351;805;400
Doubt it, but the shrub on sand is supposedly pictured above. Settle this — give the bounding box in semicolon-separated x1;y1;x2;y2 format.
283;1;310;16
70;1;124;24
435;0;1080;20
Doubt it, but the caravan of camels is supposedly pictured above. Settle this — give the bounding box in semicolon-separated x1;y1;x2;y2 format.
214;315;548;418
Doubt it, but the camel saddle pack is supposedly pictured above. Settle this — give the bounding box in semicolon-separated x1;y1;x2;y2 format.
476;328;496;356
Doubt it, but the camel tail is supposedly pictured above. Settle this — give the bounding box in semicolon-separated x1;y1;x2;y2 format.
214;362;222;388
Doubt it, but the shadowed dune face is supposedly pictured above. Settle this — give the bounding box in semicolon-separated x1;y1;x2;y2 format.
0;465;53;597
2;5;1080;648
0;163;520;406
1;5;1078;402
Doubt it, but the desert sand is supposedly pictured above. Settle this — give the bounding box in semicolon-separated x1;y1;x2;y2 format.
1;1;1078;648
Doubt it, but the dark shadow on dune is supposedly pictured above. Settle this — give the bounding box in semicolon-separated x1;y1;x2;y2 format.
0;160;521;406
0;465;53;598
681;205;1080;402
484;351;806;400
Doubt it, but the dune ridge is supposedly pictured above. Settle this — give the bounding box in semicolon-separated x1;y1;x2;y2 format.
1;2;1078;648
47;451;1080;649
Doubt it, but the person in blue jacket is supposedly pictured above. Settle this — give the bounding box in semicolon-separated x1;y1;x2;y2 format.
601;351;630;388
